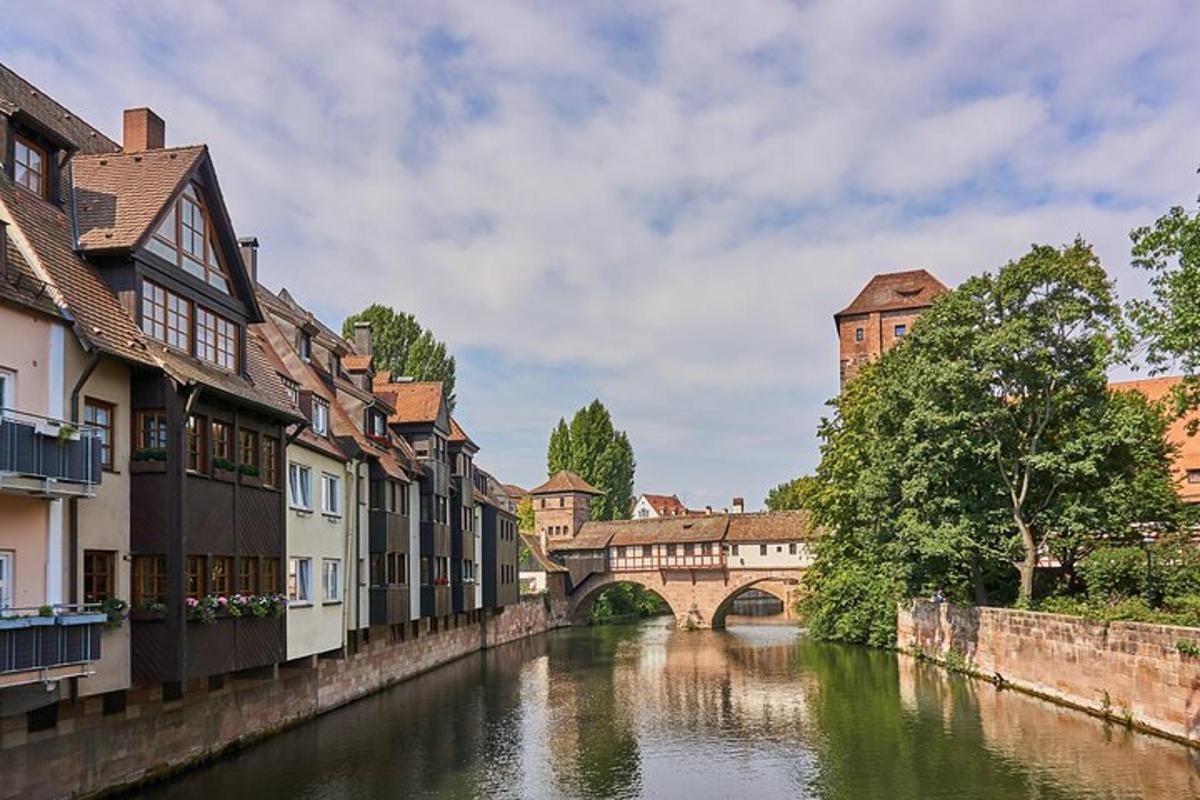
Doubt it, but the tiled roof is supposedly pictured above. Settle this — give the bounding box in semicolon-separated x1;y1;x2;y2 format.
1;223;61;318
520;534;567;572
503;483;529;499
530;470;604;496
546;527;617;552
0;63;119;155
836;269;948;318
0;175;155;367
250;324;345;462
603;515;730;546
448;416;478;449
342;354;372;372
72;146;205;252
725;511;817;542
638;493;688;516
376;380;444;425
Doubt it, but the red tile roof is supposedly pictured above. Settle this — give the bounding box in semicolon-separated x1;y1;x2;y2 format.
448;416;477;449
72;146;206;252
530;470;604;496
638;493;688;516
836;269;948;318
725;511;818;542
0;63;119;156
342;354;372;372
375;380;444;425
603;515;729;546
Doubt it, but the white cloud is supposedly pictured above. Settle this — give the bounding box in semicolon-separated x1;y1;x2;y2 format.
4;0;1199;509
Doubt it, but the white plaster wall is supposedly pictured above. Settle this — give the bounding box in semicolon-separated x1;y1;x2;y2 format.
724;541;814;569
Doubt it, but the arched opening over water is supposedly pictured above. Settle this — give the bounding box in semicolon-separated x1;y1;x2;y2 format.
570;579;674;625
712;578;798;628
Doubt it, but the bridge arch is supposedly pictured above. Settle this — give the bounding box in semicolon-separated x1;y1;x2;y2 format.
710;576;801;629
567;569;804;630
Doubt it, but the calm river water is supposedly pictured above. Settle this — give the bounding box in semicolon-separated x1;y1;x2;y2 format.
130;621;1200;800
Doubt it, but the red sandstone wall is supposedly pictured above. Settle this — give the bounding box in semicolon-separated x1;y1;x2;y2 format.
2;597;568;800
898;600;1200;744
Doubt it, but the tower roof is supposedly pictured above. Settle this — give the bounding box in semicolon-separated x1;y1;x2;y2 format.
530;470;604;496
835;269;948;319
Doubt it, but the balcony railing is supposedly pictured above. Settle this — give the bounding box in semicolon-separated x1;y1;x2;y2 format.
0;605;105;688
0;408;101;497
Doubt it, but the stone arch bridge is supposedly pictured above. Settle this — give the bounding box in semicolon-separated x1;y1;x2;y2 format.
568;567;804;629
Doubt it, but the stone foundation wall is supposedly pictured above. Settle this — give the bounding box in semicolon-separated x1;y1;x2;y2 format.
2;595;568;800
898;600;1200;745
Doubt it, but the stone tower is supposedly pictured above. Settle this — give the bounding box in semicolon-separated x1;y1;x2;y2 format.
835;269;948;390
530;470;604;549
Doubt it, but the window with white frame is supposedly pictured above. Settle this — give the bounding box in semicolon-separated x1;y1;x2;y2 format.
288;557;312;602
288;463;312;510
312;398;329;435
321;472;341;516
0;552;12;610
0;368;14;414
323;559;342;601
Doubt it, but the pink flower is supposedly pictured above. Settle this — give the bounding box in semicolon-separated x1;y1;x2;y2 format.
217;596;229;605
186;597;199;608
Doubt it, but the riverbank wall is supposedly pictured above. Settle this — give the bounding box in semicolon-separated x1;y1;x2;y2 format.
2;594;569;800
898;600;1200;745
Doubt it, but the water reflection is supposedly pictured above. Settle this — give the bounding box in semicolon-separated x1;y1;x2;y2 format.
128;623;1200;800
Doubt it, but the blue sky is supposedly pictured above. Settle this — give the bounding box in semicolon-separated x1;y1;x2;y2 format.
5;1;1200;509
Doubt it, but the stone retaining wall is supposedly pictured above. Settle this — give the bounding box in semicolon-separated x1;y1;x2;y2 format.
898;600;1200;744
3;594;569;800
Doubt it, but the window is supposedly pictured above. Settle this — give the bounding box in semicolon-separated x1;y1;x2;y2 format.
147;183;231;293
166;291;191;350
238;557;259;594
140;280;192;351
186;414;206;472
262;438;279;488
0;552;13;610
239;429;259;470
323;559;342;601
322;472;341;516
759;544;768;556
667;544;677;557
83;551;115;603
855;327;864;342
684;543;695;556
414;438;430;458
370;554;384;586
1188;470;1200;484
132;556;166;607
14;135;46;197
558;497;565;508
210;556;232;595
370;410;386;437
186;556;205;598
0;368;12;413
84;398;115;470
288;557;312;602
261;558;280;594
289;463;312;510
298;331;312;361
436;495;448;524
134;410;168;450
196;308;238;371
312;399;329;435
894;324;907;338
282;376;299;406
642;545;652;558
211;420;231;463
731;544;739;556
789;543;798;555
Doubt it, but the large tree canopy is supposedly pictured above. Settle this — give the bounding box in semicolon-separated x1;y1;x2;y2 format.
342;304;457;410
545;400;636;521
802;241;1179;643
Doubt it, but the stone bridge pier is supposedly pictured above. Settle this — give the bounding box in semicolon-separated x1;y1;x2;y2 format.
568;569;803;629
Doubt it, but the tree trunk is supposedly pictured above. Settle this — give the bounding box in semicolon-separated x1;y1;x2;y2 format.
1015;515;1037;603
970;558;990;606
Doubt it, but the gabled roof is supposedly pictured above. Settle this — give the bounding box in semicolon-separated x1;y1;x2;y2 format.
503;483;529;499
546;526;617;552
0;63;119;155
375;379;445;425
448;416;478;450
520;533;567;573
725;511;818;542
530;470;603;496
637;493;688;516
342;354;372;372
603;514;729;546
836;269;949;319
72;145;206;251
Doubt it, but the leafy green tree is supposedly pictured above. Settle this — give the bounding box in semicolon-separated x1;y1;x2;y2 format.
804;241;1180;642
547;419;572;474
765;476;817;511
545;400;636;521
515;496;535;533
343;304;457;409
1129;191;1200;417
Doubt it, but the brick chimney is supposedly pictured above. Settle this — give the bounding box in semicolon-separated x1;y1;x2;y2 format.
123;108;165;152
732;497;744;514
353;321;373;356
238;236;259;284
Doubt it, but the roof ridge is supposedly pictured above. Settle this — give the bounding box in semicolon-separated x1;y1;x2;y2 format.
73;143;208;160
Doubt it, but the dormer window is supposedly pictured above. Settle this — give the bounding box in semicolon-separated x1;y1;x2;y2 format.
146;182;232;294
312;398;329;435
281;376;299;406
298;331;312;361
370;410;386;437
14;135;46;198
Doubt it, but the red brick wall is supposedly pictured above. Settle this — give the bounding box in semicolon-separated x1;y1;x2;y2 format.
2;596;568;800
898;600;1200;744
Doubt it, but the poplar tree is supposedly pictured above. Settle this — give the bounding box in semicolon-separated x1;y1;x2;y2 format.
545;400;637;521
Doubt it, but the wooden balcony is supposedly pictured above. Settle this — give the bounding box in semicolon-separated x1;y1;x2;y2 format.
420;585;451;618
0;410;101;498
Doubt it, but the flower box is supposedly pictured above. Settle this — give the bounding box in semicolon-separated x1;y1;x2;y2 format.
0;617;33;630
238;473;262;488
213;467;236;483
130;459;166;474
56;612;107;627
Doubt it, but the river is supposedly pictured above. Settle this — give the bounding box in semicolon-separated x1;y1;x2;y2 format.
128;621;1200;799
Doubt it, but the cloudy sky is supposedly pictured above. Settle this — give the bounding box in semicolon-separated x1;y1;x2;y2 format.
6;2;1200;509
